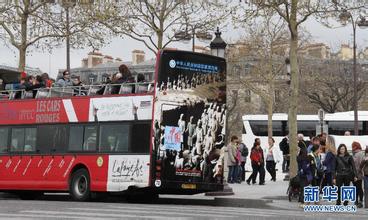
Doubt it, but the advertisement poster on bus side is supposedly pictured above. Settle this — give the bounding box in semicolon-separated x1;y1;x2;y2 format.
88;96;152;122
107;155;150;191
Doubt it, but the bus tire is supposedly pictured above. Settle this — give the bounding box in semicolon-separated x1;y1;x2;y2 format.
69;168;91;201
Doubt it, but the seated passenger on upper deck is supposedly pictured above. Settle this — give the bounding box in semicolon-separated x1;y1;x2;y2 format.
0;78;4;91
55;70;73;87
111;64;135;94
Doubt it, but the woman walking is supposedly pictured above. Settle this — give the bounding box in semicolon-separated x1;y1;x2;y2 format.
352;141;365;208
359;147;368;208
265;137;278;182
322;136;336;187
334;144;357;206
246;138;265;185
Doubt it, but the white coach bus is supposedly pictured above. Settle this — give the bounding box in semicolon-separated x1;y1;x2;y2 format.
242;111;368;172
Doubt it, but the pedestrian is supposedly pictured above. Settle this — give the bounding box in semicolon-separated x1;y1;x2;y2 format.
247;138;265;185
227;135;239;184
334;144;357;206
55;70;73;87
297;143;313;204
238;142;248;182
359;147;368;208
307;136;320;153
235;142;242;183
265;137;279;182
352;141;365;208
322;136;336;187
280;135;290;173
308;144;323;188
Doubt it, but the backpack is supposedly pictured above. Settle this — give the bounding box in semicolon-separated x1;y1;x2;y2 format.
240;143;248;157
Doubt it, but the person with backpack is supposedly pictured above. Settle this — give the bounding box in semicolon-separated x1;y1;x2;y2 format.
238;142;248;182
264;137;279;182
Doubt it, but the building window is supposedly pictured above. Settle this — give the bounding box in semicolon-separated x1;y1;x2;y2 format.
244;90;251;103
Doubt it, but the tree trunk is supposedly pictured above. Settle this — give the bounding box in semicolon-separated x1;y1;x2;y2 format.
18;47;26;72
18;3;29;72
267;83;274;140
288;0;299;179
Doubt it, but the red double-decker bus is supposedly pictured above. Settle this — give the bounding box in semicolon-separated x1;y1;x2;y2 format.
0;50;226;201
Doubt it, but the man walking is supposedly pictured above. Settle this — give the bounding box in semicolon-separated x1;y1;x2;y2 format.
280;135;290;173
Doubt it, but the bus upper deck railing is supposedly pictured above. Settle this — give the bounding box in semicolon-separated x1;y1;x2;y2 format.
0;82;154;100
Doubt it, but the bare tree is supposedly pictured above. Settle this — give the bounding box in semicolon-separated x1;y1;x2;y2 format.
0;1;63;71
0;0;107;72
301;60;366;113
235;0;367;178
96;0;232;54
238;16;289;139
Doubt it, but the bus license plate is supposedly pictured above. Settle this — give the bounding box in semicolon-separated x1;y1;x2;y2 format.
181;184;196;189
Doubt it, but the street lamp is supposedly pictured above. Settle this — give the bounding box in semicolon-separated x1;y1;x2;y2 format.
338;9;368;135
174;25;212;52
210;27;227;58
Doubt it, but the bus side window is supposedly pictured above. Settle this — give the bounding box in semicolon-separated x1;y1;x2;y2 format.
11;128;25;152
83;126;97;151
242;124;246;134
37;125;67;153
69;126;84;151
10;127;36;152
24;128;36;152
99;124;129;152
0;128;9;153
131;122;150;153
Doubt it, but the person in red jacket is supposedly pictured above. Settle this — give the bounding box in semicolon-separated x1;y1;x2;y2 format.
246;138;266;185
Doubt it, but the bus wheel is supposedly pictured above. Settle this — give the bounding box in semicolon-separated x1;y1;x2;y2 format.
70;168;91;201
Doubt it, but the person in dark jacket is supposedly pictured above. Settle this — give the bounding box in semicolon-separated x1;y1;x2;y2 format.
359;147;368;208
322;136;336;187
238;142;248;182
297;144;312;204
308;144;323;187
352;141;365;208
334;144;357;206
279;135;290;173
246;138;265;185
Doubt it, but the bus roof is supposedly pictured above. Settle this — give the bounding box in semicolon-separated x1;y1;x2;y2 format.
242;111;368;121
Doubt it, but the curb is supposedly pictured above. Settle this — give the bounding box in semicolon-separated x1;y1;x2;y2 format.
214;197;273;208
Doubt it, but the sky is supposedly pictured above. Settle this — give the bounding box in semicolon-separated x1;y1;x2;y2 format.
0;17;368;79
